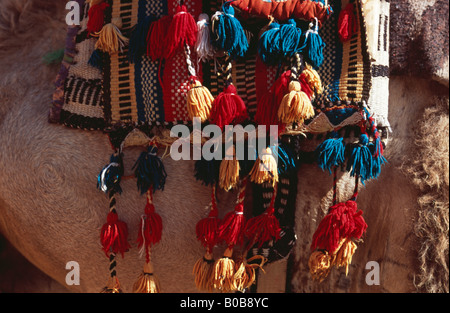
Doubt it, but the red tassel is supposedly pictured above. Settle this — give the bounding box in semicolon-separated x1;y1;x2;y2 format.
298;72;314;99
338;2;358;43
196;190;221;252
147;15;172;61
164;5;198;60
209;84;249;130
218;203;246;248
100;211;130;258
137;192;163;263
245;206;281;248
255;70;290;133
310;200;367;254
87;2;110;37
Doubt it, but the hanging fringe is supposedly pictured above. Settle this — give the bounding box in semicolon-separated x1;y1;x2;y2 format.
315;131;345;174
219;145;240;191
146;15;172;61
211;2;249;58
196;186;221;252
133;261;161;293
133;144;167;194
128;15;155;63
249;147;279;187
304;18;326;69
213;248;235;292
87;1;110;37
258;21;281;65
194;157;220;186
301;63;323;96
346;133;373;185
308;250;332;282
88;49;106;69
164;4;198;60
94;17;129;54
232;255;266;292
195;13;215;63
338;2;358;43
193;253;216;291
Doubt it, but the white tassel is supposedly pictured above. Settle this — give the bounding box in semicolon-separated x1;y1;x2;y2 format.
195;13;215;64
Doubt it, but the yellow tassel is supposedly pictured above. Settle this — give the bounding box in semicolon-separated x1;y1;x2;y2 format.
331;238;357;276
213;248;235;292
232;255;266;292
133;262;161;293
302;63;323;95
101;276;123;293
308;250;332;282
94;17;129;54
249;147;278;186
187;80;214;122
219;145;240;191
193;252;216;292
277;80;315;125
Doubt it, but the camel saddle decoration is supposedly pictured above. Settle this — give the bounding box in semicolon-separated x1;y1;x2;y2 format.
48;0;390;293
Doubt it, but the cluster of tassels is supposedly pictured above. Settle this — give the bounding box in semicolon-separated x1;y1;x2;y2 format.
97;140;167;293
309;106;386;281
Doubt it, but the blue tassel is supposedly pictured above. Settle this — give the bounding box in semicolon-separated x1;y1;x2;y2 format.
88;49;105;69
194;157;220;186
369;137;387;179
304;18;326;69
133;145;167;194
212;2;249;58
273;143;296;175
315;131;345;174
279;19;304;57
346;134;373;185
97;154;123;194
257;22;281;65
128;15;155;64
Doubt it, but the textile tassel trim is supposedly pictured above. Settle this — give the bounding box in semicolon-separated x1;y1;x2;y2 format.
146;15;172;61
245;183;281;249
315;131;345;174
193;252;216;292
213;247;235;292
277;53;315;125
133;261;161;293
211;1;249;59
209;55;249;129
94;17;129;54
164;4;198;60
185;44;214;122
338;2;358;43
219;145;240;191
133;143;167;194
304;17;325;70
128;15;155;63
195;13;215;63
233;255;266;292
87;1;109;37
346;132;373;185
249;146;279;187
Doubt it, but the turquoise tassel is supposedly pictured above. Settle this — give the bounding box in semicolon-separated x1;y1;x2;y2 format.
279;19;304;57
212;2;248;58
369;137;387;179
346;134;373;185
304;18;325;69
316;131;345;174
257;22;281;65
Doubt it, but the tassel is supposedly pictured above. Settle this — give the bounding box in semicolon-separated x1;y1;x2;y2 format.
133;261;161;293
146;15;172;61
97;153;123;194
249;147;279;187
364;107;387;179
128;15;155;63
310;200;367;255
275;142;297;174
195;13;215;63
164;4;198;60
338;2;358;43
279;19;304;58
257;21;281;65
213;248;235;292
133;144;167;194
301;63;323;96
218;180;247;247
94;17;129;54
209;56;248;129
187;77;214;122
137;189;163;263
193;252;216;291
211;2;249;58
100;209;130;258
194;157;220;186
232;255;266;292
87;1;109;37
308;250;332;282
196;186;221;252
304;18;326;69
315;131;346;174
332;238;357;276
277;54;315;125
219;145;240;191
346;133;373;185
